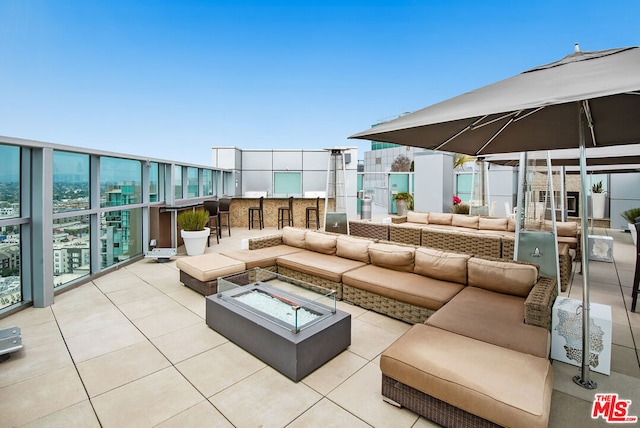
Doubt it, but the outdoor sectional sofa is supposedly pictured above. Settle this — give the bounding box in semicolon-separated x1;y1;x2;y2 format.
351;211;578;291
183;227;557;427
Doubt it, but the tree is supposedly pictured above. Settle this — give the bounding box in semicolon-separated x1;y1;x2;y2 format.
391;155;412;172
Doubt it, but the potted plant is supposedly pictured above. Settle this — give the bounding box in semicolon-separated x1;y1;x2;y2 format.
621;207;640;246
177;209;210;256
591;180;606;219
451;195;470;214
393;192;414;216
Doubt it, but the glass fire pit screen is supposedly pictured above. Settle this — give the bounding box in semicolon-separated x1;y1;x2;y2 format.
217;268;337;333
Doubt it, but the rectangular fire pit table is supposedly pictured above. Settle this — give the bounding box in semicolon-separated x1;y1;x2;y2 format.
205;268;351;381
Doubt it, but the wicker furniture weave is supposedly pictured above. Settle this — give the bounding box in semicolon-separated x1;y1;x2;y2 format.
248;234;283;250
389;224;422;246
501;236;572;292
421;228;502;259
179;270;250;296
343;284;435;324
276;265;343;300
524;276;558;330
348;220;389;241
382;375;501;428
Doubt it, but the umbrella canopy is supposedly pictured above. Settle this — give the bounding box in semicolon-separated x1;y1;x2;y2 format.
482;143;640;167
350;47;640;156
351;46;640;390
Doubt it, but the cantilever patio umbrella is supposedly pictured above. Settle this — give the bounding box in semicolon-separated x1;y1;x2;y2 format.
350;46;640;389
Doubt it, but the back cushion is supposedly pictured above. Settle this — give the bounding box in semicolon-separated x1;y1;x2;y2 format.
407;211;429;224
479;217;509;231
368;243;415;272
282;227;306;249
545;220;578;237
428;212;453;225
507;218;516;232
336;235;373;263
467;258;538;297
452;214;479;229
305;231;337;255
414;247;470;285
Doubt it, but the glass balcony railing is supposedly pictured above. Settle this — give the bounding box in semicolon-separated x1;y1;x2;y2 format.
0;136;227;313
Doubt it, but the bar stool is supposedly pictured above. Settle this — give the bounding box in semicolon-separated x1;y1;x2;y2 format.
218;198;231;237
203;200;220;245
278;197;294;229
248;197;264;230
306;197;320;229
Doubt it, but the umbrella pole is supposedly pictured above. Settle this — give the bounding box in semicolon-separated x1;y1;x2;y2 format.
573;101;597;389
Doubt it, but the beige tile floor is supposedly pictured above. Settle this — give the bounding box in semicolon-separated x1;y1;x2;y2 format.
0;225;639;427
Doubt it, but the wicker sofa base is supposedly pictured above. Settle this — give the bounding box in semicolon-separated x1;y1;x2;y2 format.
180;270;252;296
276;265;343;300
342;284;435;324
180;270;219;296
382;374;501;428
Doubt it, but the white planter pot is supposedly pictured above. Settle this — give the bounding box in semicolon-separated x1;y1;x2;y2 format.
181;227;210;256
591;193;606;219
396;199;408;216
629;223;638;247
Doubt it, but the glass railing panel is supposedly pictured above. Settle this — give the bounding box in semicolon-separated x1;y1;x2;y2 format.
53;151;90;213
53;215;91;288
100;207;142;269
0;225;21;310
100;157;142;208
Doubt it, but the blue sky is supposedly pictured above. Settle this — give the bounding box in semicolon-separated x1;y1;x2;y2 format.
1;0;638;165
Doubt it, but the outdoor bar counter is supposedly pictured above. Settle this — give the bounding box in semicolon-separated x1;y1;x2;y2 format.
228;196;332;228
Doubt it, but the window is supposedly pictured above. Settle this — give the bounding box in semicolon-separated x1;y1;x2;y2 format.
53;151;90;213
100;208;142;269
149;162;159;202
0;144;21;309
187;167;198;198
174;166;183;199
100;157;142;208
53;215;90;288
203;170;213;196
274;172;301;196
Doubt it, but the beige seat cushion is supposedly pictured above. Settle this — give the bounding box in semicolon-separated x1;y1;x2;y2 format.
282;227;307;248
452;214;479;229
479;217;508;231
426;287;550;358
414;247;469;285
407;211;429;224
221;245;304;269
368;243;415;272
467;257;538;297
276;251;365;282
428;212;453;225
305;231;337;255
557;235;579;249
176;253;245;282
336;235;374;263
342;264;464;311
381;324;553;428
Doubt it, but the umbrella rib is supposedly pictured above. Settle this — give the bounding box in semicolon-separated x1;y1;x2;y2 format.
582;100;598;147
513;106;545;122
470;112;518;129
476;110;524;155
435;115;489;151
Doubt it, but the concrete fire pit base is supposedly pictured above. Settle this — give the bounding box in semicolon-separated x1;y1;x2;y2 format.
206;291;351;382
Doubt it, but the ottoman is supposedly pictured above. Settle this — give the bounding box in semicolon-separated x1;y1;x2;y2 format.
176;253;246;296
